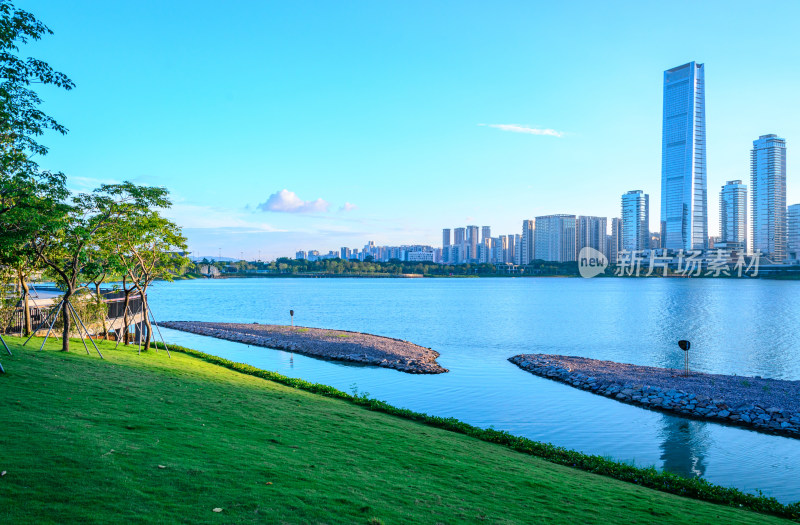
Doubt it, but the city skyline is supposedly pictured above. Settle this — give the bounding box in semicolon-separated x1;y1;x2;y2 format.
23;1;800;259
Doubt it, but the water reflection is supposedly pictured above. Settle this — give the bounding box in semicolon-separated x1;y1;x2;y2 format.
659;414;709;478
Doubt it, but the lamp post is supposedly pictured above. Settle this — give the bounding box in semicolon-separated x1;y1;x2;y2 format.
290;309;294;327
678;340;691;377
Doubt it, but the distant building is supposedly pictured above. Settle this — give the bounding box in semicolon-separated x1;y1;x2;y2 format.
610;218;623;263
649;231;661;250
467;225;479;262
507;234;517;264
295;250;307;260
577;216;608;259
521;220;535;264
622;190;649;252
481;226;491;245
307;250;320;262
720;179;747;251
512;234;521;265
751;134;787;261
660;61;708;251
407;251;434;262
340;247;351;259
534;215;577;262
453;227;466;246
496;235;508;264
442;228;451;263
788;204;800;262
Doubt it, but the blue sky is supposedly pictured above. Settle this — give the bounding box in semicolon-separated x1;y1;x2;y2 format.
21;1;800;259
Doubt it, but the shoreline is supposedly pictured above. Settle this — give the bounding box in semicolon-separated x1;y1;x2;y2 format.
161;321;447;374
509;354;800;439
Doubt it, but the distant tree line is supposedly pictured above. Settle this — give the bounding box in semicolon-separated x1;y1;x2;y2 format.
0;1;188;352
197;257;579;277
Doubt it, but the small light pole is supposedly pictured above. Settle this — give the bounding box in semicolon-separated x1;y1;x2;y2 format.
678;340;691;377
289;309;294;327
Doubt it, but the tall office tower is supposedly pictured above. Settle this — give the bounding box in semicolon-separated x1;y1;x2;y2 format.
534;215;577;262
622;190;650;252
467;225;479;261
610;218;623;262
577;216;608;258
340;247;351;259
520;220;535;264
660;61;708;252
719;180;747;251
751;134;787;261
788;204;800;262
481;226;491;244
442;228;451;263
453;227;466;246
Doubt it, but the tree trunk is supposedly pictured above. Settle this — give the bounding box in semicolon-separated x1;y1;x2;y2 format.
94;282;108;339
61;291;72;352
142;293;152;351
18;270;31;336
122;291;131;345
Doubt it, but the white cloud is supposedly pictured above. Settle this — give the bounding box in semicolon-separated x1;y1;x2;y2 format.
339;202;358;212
258;189;330;213
479;123;564;137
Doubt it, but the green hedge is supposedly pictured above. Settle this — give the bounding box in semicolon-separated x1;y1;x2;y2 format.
153;342;800;522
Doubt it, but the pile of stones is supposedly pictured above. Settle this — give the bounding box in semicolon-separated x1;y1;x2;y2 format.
509;354;799;438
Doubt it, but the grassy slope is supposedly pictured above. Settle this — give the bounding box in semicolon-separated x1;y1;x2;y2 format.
0;337;789;524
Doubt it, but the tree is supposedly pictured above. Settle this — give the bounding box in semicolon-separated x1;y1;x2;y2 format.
119;213;188;351
30;183;168;351
1;1;73;336
108;183;187;351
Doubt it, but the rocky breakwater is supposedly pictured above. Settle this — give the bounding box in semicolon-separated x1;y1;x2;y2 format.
162;321;448;374
509;354;800;439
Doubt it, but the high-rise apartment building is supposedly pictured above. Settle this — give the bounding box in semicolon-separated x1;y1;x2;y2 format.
496;235;508;264
442;228;451;263
534;215;577;262
454;227;466;246
660;61;708;252
719;180;747;251
481;226;491;244
788;204;800;262
520;220;534;264
577;216;608;258
751;134;787;261
622;190;650;252
512;234;521;265
467;225;479;261
610;218;623;262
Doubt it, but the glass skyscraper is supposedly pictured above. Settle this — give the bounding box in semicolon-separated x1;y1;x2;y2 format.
660;62;708;252
719;180;747;251
788;204;800;262
751;134;787;261
621;190;650;251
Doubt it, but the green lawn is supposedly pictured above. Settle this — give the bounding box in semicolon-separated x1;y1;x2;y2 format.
0;337;791;524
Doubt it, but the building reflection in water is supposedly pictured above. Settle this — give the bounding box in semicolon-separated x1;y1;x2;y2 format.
659;414;710;478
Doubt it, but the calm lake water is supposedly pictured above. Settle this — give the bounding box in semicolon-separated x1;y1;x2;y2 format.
148;277;800;503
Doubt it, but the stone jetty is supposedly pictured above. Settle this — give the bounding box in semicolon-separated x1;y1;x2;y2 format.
510;354;800;439
162;321;448;374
